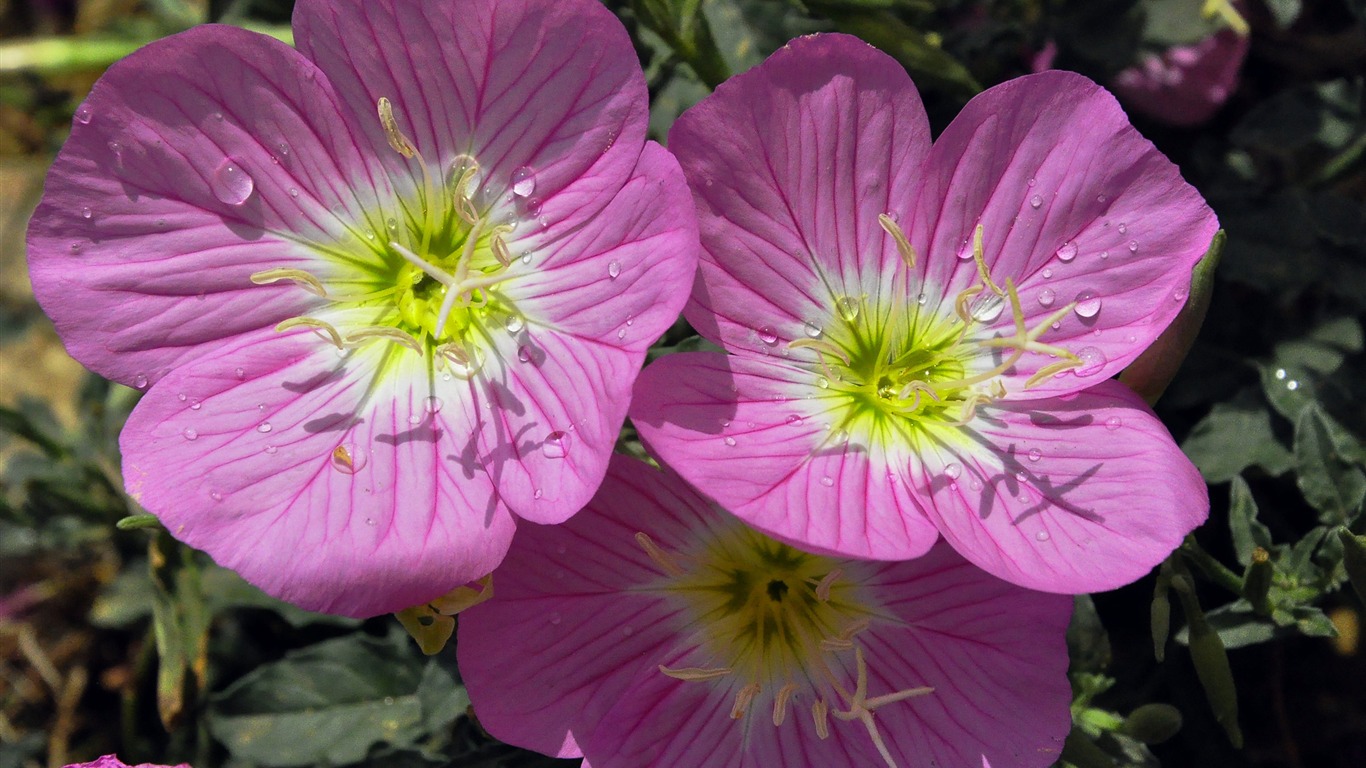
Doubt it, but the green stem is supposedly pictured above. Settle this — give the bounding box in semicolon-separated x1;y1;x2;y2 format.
0;25;292;75
1180;535;1244;595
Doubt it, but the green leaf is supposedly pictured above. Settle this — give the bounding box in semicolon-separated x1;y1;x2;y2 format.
209;634;462;767
1274;316;1364;374
1181;398;1293;483
1257;361;1315;421
1174;600;1278;649
1293;405;1366;524
1228;477;1273;567
1142;0;1223;47
149;533;211;731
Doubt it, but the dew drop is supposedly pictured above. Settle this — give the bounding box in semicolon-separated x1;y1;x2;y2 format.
835;296;860;322
133;373;148;389
1104;416;1122;431
1041;267;1053;279
1286;379;1300;391
74;105;92;125
425;396;443;415
331;443;368;474
210;490;223;502
1173;285;1189;302
944;462;962;479
1099;250;1109;260
81;207;92;220
534;488;544;499
785;414;803;426
723;436;737;447
257;422;273;433
521;252;533;265
1055;242;1078;262
1037;288;1056;308
504;314;525;334
803;320;823;339
758;326;778;345
289;187;299;198
816;376;830;389
1028;448;1043;462
542;431;570;458
69;243;81;253
511;166;536;197
1074;346;1106;376
1035;531;1051;542
211;160;255;206
1117;222;1128;235
1128;239;1139;253
549;612;561;626
1073;291;1102;319
1274;368;1287;381
181;427;198;441
276;141;290;159
916;292;928;306
607;260;621;279
177;393;187;402
517;345;532;363
234;367;246;380
189;399;202;411
1029;194;1043;209
971;295;1005;323
616;328;627;340
107;141;122;156
820;476;835;487
1027;177;1037;187
969;478;982;491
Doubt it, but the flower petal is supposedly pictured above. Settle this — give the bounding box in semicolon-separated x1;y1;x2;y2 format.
120;330;516;617
859;545;1073;767
668;33;931;355
293;0;647;232
631;352;940;560
909;380;1208;593
907;70;1218;397
27;25;397;389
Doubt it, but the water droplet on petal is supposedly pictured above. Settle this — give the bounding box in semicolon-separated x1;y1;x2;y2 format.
1028;448;1043;462
1037;288;1056;307
542;431;570;458
289;187;299;198
181;427;198;441
972;295;1005;323
234;367;246;380
785;414;803;426
835;296;860;322
276;141;290;159
517;345;532;363
916;292;928;306
1117;222;1128;235
1173;285;1188;302
607;260;621;279
74;105;92;125
503;313;525;334
210;490;223;501
723;436;736;447
264;444;278;455
1073;291;1102;319
549;612;561;625
81;207;92;220
211;160;254;206
425;396;443;415
1029;194;1043;209
177;393;187;402
819;476;834;487
1035;531;1050;542
945;462;962;479
1027;177;1037;187
1074;346;1106;376
331;443;368;473
1104;416;1122;431
1041;267;1053;279
188;399;202;411
1055;242;1078;262
803;321;823;338
133;373;148;389
511;166;536;197
257;422;273;433
816;376;829;389
758;326;778;345
1128;239;1139;253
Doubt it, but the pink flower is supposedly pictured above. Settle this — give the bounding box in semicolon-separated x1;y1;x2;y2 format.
631;34;1215;594
1111;28;1249;126
63;757;189;768
458;455;1073;768
26;0;697;617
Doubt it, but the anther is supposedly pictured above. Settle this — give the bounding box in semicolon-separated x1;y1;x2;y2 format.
971;224;1004;297
251;268;327;297
343;326;423;353
820;618;870;652
635;532;686;577
377;97;417;159
878;214;916;269
659;665;732;682
730;683;761;719
435;342;483;378
813;569;842;602
275;317;344;348
332;445;354;471
812;699;831;739
773;683;799;726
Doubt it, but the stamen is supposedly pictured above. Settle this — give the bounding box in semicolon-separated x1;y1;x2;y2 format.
635;532;686;577
772;683;799;726
343;326;423;353
730;683;761;719
428;573;495;615
332;445;354;471
971;224;1004;297
878;214;916;269
813;569;842;602
435;342;483;378
275;317;343;349
812;699;830;739
377;97;417;158
659;665;732;682
864;685;935;710
820;618;870;652
828;646;935;768
251;268;327;297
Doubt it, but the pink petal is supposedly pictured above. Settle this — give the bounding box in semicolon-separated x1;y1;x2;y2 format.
121;329;516;617
909;380;1207;593
27;25;398;390
631;352;940;560
293;0;646;235
668;33;931;354
907;70;1218;398
1112;30;1249;127
508;143;699;352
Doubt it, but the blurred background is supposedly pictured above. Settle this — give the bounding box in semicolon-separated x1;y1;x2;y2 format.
1;1;1365;767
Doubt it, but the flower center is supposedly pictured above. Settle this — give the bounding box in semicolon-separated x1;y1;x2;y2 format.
792;217;1083;443
249;97;526;379
636;524;933;768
